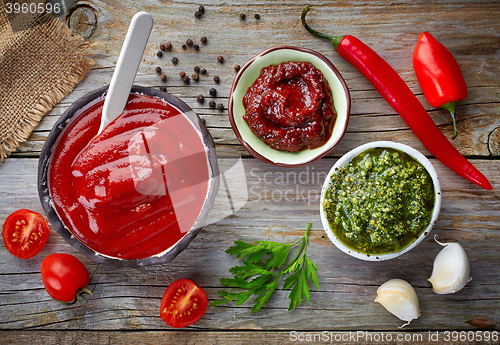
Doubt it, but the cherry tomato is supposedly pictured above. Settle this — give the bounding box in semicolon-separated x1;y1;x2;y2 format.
160;279;208;328
40;253;90;303
2;209;50;259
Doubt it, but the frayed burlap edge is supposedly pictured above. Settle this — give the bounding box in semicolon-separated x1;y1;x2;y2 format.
0;15;95;161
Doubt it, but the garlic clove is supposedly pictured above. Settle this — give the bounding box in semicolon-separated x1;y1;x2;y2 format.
374;279;420;327
428;239;471;294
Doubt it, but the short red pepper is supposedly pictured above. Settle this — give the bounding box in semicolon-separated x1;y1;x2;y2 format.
413;32;468;139
301;5;492;190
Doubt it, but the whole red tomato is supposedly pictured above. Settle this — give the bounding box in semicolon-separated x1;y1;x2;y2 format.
41;253;90;303
2;209;50;259
160;279;208;328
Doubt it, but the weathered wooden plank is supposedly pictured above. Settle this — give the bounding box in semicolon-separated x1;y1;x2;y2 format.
6;330;499;345
0;158;498;331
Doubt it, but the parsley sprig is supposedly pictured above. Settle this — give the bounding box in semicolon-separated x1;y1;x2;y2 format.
211;223;319;313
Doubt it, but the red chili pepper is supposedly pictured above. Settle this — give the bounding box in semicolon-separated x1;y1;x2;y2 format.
413;32;468;139
301;5;492;191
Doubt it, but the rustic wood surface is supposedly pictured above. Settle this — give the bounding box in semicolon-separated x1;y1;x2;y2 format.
1;0;499;344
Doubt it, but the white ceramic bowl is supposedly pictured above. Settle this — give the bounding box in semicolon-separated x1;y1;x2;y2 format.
320;141;442;261
229;46;351;167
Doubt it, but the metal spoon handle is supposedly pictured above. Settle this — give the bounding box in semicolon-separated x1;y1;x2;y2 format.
98;11;153;135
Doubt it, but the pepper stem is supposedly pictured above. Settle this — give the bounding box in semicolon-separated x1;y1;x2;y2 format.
442;100;461;139
301;5;344;50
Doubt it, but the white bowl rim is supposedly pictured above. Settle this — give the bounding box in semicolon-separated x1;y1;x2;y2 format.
319;141;442;261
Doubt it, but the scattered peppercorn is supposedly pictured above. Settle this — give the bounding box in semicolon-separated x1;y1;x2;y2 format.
199;5;205;13
194;11;202;19
213;75;220;83
194;66;201;73
200;68;207;75
172;57;179;65
193;44;200;51
160;43;172;51
157;51;163;57
181;44;187;50
217;55;224;63
254;13;260;20
209;100;216;108
192;73;199;81
159;86;167;92
179;71;186;78
183;76;190;84
160;74;167;82
197;94;205;103
234;64;240;72
209;88;217;97
218;103;225;112
239;13;246;20
155;66;162;74
186;39;193;46
200;36;208;44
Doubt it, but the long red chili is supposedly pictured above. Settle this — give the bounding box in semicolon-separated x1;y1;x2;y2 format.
301;5;492;191
413;32;468;139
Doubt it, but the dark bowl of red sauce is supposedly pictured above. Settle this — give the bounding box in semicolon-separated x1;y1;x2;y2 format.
229;46;351;167
38;85;219;267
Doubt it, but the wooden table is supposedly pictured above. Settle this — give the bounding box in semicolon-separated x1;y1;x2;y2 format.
1;1;499;343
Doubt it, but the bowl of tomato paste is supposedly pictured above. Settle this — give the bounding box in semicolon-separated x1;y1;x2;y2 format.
229;46;351;167
38;85;219;267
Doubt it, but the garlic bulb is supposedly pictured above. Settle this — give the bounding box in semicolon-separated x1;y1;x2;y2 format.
428;239;471;294
374;279;420;327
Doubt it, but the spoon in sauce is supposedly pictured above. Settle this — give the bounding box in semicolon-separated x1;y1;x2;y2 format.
97;11;154;135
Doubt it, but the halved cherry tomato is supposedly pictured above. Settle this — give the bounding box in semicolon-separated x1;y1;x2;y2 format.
160;279;208;328
41;253;90;303
2;209;50;259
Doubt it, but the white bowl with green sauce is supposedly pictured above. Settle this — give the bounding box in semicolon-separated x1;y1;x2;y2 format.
320;141;441;261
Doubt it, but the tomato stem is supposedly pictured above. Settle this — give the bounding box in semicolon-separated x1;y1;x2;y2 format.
301;5;344;50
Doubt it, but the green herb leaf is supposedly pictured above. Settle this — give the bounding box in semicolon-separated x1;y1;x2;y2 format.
212;223;320;313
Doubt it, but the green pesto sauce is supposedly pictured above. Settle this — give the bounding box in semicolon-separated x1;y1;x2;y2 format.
323;148;435;255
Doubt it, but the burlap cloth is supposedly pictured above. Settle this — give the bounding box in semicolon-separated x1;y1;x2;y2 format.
0;0;94;161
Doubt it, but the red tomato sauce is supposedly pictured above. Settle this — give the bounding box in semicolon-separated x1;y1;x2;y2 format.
242;61;337;152
49;94;209;260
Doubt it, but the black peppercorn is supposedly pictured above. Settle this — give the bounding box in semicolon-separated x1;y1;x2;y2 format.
213;75;220;83
172;57;179;65
156;51;163;57
181;44;187;50
254;13;260;20
155;66;162;74
197;94;205;103
159;86;167;92
193;44;200;51
234;64;240;72
194;66;201;73
160;74;167;82
218;103;225;112
209;100;216;108
179;71;186;78
200;68;207;75
199;5;205;13
183;76;190;84
195;11;202;19
209;88;217;97
186;39;193;46
192;73;199;81
200;36;208;44
239;13;246;20
217;55;224;63
160;43;172;51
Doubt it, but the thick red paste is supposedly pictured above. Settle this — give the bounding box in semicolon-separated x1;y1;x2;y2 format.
242;61;337;152
49;94;209;260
